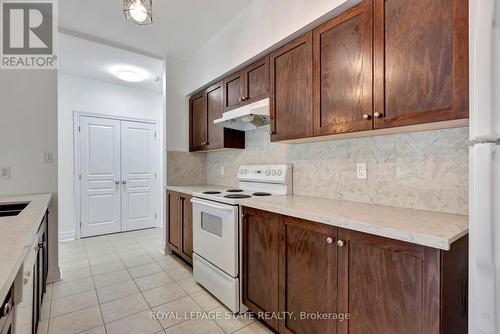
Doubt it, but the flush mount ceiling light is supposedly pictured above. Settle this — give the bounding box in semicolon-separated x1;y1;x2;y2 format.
123;0;153;25
111;66;149;82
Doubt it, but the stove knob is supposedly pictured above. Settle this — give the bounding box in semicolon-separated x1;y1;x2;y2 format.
277;169;283;176
239;170;243;175
271;169;276;176
265;168;271;176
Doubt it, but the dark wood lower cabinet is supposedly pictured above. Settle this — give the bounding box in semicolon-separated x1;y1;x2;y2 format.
279;216;338;334
181;193;193;263
166;191;181;253
242;207;468;334
166;190;193;264
242;208;281;331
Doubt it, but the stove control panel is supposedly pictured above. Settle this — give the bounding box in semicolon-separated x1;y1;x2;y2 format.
237;164;291;184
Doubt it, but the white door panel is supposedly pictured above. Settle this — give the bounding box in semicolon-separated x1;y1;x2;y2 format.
80;117;121;237
121;121;157;231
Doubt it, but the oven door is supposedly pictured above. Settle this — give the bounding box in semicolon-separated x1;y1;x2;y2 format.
192;197;239;277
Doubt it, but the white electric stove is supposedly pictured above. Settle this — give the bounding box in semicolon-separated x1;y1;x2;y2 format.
191;164;292;313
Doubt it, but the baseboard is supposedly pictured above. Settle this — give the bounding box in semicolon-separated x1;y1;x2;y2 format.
47;266;61;283
58;231;75;242
161;242;172;255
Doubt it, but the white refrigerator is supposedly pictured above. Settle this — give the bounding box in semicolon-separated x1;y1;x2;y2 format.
469;0;500;332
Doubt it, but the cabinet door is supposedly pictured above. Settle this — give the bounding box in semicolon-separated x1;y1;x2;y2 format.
223;71;244;111
205;82;224;150
242;55;269;104
189;92;207;151
242;208;281;331
166;191;181;252
279;217;338;334
337;228;439;334
373;0;468;128
270;32;313;141
181;193;193;263
313;1;373;136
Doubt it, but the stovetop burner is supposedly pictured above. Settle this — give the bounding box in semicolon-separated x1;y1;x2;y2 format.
224;194;252;199
226;189;244;193
202;191;221;194
253;192;272;196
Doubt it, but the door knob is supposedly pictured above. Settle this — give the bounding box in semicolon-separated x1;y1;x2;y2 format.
269;130;275;135
122;180;127;185
337;240;345;247
115;181;120;185
362;114;370;120
326;237;333;244
373;112;382;118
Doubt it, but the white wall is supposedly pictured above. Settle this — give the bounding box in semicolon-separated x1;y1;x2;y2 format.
184;0;358;92
165;57;189;152
0;70;60;282
165;0;359;151
58;73;163;240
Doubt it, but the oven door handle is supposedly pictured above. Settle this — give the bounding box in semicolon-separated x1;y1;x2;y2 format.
191;198;235;212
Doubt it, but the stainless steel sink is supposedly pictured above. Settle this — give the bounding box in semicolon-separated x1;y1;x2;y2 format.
0;202;29;217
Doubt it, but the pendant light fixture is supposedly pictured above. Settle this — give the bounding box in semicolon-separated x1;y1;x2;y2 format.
123;0;153;25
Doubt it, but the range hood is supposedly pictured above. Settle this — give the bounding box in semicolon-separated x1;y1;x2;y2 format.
214;98;270;131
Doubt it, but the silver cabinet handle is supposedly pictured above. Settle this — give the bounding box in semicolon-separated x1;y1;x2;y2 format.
373;112;382;118
3;303;12;316
363;113;370;120
337;240;345;247
326;237;333;244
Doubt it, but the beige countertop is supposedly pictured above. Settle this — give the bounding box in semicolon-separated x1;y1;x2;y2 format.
165;184;229;194
240;195;468;250
0;193;52;303
165;185;468;250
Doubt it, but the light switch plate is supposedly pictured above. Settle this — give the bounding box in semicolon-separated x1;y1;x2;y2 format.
220;166;225;175
1;166;11;179
356;163;367;180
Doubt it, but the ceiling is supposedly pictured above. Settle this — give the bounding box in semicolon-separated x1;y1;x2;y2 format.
59;0;253;59
59;33;164;92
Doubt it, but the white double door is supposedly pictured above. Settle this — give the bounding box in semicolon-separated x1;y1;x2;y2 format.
79;116;159;238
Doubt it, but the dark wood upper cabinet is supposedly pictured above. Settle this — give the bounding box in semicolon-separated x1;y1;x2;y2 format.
180;193;193;263
279;217;338;334
223;56;270;112
373;0;468;129
166;190;181;252
242;207;281;331
242;55;270;104
206;82;224;150
313;1;373;136
189;92;207;151
223;72;244;111
270;32;314;141
189;84;245;152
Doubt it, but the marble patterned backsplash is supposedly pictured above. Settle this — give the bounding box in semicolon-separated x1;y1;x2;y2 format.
207;127;469;215
167;151;207;185
168;127;469;215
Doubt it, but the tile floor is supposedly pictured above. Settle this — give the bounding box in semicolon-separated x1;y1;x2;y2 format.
43;228;272;334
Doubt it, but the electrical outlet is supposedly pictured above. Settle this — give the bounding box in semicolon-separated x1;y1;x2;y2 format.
220;166;225;175
43;152;53;163
356;163;367;180
1;166;11;179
